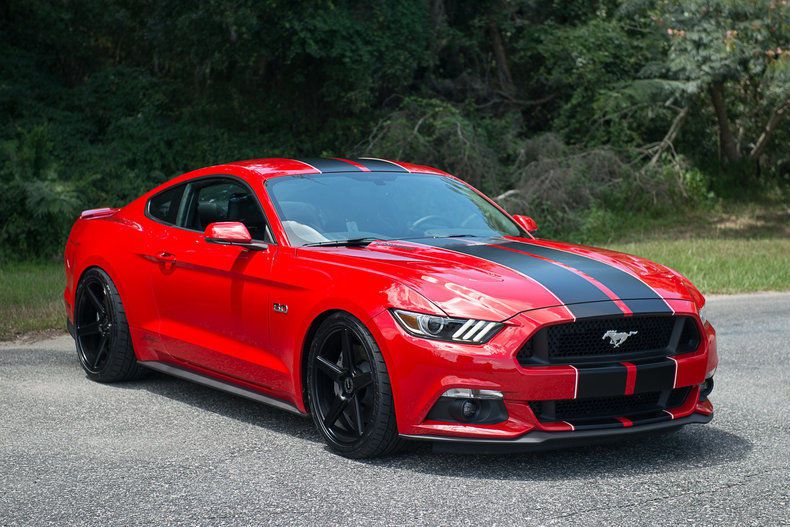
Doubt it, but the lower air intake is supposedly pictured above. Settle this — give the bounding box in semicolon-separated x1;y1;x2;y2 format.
529;387;691;422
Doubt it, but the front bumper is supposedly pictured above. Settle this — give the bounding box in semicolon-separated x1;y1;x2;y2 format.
371;298;718;441
402;412;713;454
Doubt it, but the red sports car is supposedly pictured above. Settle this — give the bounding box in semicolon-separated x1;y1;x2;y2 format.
64;157;716;458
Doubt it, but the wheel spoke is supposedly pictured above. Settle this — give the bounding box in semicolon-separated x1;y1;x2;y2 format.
77;321;101;336
339;412;355;433
353;372;373;392
92;336;108;368
350;395;364;436
316;356;343;381
340;329;354;374
86;286;106;316
323;397;349;429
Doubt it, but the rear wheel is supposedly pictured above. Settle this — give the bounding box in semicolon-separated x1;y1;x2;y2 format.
74;268;146;383
307;312;403;458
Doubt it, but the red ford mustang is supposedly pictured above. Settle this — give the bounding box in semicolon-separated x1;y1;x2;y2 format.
64;157;717;457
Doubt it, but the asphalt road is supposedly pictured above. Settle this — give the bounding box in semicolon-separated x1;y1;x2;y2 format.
1;293;788;526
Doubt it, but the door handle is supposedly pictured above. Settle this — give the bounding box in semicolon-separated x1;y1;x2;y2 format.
154;251;176;262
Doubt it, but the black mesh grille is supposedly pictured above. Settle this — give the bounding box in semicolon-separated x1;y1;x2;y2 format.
529;387;691;422
518;315;700;365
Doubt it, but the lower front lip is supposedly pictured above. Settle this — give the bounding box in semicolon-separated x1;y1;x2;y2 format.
401;412;714;453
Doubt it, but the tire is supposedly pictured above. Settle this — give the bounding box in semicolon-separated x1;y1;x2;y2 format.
73;267;147;383
306;312;403;458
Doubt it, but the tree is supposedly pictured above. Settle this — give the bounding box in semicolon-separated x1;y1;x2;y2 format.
655;0;789;166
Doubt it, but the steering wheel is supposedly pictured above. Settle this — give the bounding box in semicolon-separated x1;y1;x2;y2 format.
410;214;452;231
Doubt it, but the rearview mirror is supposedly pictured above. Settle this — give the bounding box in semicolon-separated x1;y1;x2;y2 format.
513;214;538;233
204;222;267;251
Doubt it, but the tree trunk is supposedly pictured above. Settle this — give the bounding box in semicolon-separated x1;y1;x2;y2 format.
647;106;689;168
749;100;789;160
488;20;516;98
709;82;741;163
429;0;446;57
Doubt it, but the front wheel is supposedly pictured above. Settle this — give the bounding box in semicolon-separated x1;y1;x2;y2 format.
306;313;403;458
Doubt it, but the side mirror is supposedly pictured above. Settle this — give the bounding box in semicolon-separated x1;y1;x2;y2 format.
513;214;538;233
204;222;267;251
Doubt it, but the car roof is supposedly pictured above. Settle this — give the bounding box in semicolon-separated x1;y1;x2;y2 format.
220;157;451;180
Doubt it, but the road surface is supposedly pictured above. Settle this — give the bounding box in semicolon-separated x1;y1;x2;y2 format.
1;293;788;526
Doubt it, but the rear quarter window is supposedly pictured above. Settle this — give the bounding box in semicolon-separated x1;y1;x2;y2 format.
148;185;184;225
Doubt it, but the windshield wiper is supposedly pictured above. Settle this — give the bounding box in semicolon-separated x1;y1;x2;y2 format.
302;237;380;247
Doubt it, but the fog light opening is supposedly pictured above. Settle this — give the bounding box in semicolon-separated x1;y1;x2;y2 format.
461;400;479;420
426;391;508;425
699;377;714;400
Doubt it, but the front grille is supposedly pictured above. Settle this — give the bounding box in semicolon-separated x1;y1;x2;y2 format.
518;315;700;365
529;387;691;422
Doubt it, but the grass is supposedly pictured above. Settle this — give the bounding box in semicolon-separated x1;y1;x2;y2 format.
600;203;790;294
0;261;64;340
605;238;790;295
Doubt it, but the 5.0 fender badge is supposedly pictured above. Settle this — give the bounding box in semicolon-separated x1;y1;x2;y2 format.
273;303;288;314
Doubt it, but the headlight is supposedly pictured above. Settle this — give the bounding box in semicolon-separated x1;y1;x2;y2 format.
699;305;707;324
390;309;503;344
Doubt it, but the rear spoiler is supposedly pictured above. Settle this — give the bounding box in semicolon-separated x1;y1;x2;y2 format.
79;207;120;220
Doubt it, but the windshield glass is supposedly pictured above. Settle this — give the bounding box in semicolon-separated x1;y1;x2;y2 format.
265;172;521;246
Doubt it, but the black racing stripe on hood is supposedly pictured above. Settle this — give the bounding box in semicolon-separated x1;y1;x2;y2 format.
353;158;409;172
294;158;363;173
500;241;673;314
418;238;623;318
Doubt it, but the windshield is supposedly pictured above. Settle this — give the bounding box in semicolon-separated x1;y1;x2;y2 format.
265;172;521;246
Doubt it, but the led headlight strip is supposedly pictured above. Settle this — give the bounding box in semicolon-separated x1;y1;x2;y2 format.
391;309;503;344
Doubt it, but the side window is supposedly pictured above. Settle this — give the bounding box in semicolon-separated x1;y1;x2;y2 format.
182;179;271;242
147;184;184;225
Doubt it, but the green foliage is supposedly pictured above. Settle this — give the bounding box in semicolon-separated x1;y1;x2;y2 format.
0;0;787;260
0;127;79;259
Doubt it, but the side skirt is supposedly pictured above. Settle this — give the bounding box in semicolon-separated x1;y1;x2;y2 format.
139;360;305;416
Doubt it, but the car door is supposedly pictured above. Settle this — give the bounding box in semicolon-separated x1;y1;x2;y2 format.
147;176;288;392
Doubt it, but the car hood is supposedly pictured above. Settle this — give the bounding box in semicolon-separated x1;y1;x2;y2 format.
300;237;702;321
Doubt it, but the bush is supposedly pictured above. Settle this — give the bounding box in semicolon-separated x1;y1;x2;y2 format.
496;134;715;241
356;98;508;194
0;126;78;261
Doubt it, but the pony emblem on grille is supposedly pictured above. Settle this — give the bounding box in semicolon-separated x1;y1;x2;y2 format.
602;330;638;348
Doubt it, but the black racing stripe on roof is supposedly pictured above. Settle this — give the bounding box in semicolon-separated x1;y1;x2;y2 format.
353;158;409;172
295;158;363;173
418;238;623;318
499;241;672;314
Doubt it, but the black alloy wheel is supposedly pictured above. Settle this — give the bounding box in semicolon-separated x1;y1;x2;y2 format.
75;273;114;373
74;268;146;382
307;313;402;458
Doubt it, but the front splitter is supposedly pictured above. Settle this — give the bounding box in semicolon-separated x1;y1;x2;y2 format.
401;412;713;454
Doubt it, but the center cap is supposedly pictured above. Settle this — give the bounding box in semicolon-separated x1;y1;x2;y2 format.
343;377;354;394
